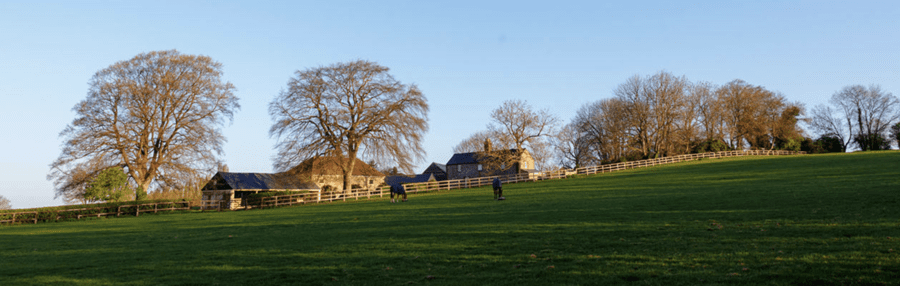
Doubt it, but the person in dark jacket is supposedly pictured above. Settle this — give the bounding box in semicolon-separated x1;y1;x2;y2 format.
492;178;505;200
390;183;407;203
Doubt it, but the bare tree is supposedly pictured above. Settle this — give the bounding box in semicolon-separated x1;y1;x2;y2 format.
614;75;653;157
0;195;11;210
553;122;594;169
808;105;853;152
484;99;559;171
809;85;899;151
575;98;630;163
48;50;239;200
488;99;559;151
645;71;689;157
269;60;428;193
453;130;501;153
694;82;725;142
833;85;899;150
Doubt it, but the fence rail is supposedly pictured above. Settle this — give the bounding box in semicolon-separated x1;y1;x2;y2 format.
0;201;192;225
202;150;805;210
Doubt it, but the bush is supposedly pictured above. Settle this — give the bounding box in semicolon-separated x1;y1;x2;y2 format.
816;134;844;153
84;168;131;203
693;139;732;153
800;137;827;154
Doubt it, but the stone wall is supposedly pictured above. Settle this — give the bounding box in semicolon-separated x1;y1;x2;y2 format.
313;175;385;191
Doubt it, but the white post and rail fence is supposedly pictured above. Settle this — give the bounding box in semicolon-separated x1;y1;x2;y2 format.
203;150;806;210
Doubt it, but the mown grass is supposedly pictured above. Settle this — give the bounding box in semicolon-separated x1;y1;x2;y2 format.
1;152;899;285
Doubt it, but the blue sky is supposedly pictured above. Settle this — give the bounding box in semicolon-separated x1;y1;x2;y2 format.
1;0;898;208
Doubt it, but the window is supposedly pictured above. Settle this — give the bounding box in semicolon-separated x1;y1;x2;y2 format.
457;165;461;172
478;164;482;171
522;162;528;169
501;163;506;169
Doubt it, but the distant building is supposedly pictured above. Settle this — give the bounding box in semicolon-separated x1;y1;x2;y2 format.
282;157;386;192
445;149;535;180
201;156;385;210
202;172;319;210
421;162;448;181
383;173;436;187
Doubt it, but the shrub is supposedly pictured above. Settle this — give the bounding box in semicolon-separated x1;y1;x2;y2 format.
693;139;732;153
83;168;131;203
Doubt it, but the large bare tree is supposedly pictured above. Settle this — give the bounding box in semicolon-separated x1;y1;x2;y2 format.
269;60;428;192
49;50;239;201
476;99;559;171
835;85;899;150
809;85;899;151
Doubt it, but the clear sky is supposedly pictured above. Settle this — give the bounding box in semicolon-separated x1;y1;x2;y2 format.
1;0;898;209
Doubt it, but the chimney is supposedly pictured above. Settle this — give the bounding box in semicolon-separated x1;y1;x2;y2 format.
484;138;493;153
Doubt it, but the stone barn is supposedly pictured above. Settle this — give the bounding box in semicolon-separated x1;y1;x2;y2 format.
201;172;320;210
281;156;385;193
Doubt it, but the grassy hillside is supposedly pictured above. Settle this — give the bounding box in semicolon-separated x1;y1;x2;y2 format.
1;152;898;285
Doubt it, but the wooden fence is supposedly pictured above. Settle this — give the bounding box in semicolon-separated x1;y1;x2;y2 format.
573;150;804;175
208;150;806;210
0;201;192;225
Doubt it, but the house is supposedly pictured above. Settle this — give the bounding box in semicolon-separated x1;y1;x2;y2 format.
383;173;436;187
201;172;320;210
421;162;447;181
445;149;535;180
282;156;385;192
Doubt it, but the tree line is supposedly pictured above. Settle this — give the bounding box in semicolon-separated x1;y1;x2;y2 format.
457;71;899;171
43;50;899;207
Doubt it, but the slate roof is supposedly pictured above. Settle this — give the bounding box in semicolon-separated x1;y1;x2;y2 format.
204;172;320;191
383;174;435;186
445;149;521;165
425;162;446;173
422;162;448;181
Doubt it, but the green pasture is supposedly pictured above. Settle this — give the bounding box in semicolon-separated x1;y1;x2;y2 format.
1;152;899;285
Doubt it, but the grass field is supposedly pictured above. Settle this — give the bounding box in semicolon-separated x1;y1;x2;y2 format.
2;152;899;285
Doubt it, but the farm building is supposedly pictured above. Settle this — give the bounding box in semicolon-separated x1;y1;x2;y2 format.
383;173;436;187
201;157;385;210
421;162;447;181
446;149;535;180
201;172;320;210
281;156;386;192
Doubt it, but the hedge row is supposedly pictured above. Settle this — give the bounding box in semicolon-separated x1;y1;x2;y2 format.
0;199;191;224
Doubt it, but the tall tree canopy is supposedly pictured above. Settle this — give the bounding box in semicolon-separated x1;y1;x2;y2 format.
269;60;428;192
48;50;239;201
